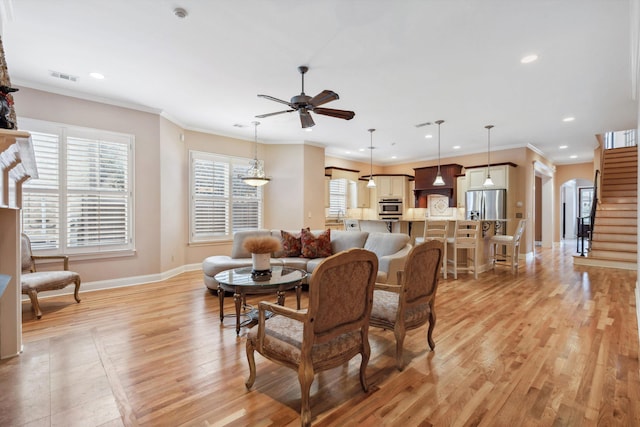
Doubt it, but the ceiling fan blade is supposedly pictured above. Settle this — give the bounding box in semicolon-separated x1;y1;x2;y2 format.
255;109;294;118
299;110;315;128
313;108;355;121
257;94;293;107
308;90;339;107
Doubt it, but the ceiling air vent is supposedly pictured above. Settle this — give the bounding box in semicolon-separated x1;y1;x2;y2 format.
49;70;78;82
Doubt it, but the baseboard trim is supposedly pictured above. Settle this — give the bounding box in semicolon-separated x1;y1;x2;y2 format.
22;263;203;300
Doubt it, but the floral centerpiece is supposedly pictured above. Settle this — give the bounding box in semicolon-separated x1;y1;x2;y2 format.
243;236;282;280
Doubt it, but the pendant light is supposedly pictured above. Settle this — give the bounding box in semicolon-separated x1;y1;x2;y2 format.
483;124;495;186
241;121;270;187
433;119;445;186
366;128;376;188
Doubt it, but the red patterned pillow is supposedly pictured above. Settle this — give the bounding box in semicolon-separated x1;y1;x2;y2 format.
300;228;332;258
281;229;306;257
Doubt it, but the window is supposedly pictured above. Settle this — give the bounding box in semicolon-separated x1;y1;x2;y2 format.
328;178;347;217
190;150;263;242
21;119;134;254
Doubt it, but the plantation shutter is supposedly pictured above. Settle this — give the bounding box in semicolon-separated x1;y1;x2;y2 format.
22;131;61;250
192;156;230;237
66;137;130;249
328;178;347;216
190;151;263;242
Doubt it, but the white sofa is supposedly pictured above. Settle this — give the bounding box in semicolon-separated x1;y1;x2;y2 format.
202;229;411;292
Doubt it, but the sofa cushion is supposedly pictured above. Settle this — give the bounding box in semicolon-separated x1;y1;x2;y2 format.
231;229;271;259
300;228;332;258
364;232;410;258
280;229;304;257
330;230;368;254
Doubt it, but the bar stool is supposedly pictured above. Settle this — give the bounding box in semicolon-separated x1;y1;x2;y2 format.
490;219;526;273
415;220;449;279
447;220;480;279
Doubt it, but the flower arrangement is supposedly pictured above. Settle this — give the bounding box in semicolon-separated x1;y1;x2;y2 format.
243;236;282;254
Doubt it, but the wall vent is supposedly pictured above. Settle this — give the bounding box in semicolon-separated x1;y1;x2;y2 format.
49;70;78;82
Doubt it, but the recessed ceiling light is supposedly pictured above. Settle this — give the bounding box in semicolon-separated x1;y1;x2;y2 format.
425;134;433;139
521;54;538;64
453;145;461;150
562;117;575;122
391;156;397;159
89;72;104;80
345;151;351;154
559;145;568;149
358;148;365;152
303;127;312;132
570;155;578;159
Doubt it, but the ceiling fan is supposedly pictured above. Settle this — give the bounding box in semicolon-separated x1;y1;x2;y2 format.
256;65;355;128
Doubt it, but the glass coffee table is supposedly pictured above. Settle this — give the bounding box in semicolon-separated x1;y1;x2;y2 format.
215;266;307;335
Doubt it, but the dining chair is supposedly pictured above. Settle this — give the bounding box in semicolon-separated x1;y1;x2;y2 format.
489;219;526;273
415;220;449;279
446;220;481;279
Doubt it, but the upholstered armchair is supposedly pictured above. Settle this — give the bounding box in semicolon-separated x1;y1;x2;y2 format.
21;233;81;319
370;240;443;370
245;248;378;427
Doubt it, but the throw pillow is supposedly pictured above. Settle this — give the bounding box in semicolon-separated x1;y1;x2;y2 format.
300;228;332;258
281;229;305;257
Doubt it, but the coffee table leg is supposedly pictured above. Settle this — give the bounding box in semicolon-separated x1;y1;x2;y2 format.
218;285;224;323
296;283;301;310
233;292;242;335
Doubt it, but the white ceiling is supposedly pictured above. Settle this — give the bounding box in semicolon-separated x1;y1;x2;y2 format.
1;0;637;166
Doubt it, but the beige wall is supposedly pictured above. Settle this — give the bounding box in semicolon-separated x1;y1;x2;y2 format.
160;117;186;272
15;87;163;283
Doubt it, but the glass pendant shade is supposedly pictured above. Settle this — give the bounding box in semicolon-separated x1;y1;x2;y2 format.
367;128;376;188
433;120;445;186
241;121;270;187
484;124;494;187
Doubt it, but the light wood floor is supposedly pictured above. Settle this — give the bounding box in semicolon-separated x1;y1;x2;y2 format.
1;242;639;426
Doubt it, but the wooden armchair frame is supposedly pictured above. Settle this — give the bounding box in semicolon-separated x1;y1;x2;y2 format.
370;240;443;370
21;233;81;319
245;248;378;427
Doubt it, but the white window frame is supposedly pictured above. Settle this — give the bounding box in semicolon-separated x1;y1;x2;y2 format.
20;118;135;257
189;150;263;243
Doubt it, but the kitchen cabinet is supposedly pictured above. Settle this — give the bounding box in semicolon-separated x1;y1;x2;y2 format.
456;175;467;208
375;175;406;198
466;163;516;190
356;180;370;207
413;164;463;208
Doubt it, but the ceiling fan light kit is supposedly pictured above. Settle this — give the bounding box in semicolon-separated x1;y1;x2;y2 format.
241;121;270;187
433;119;445;186
367;128;376;188
483;124;495;187
256;65;355;129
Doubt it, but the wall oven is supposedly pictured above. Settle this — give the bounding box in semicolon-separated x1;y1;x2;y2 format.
378;198;403;219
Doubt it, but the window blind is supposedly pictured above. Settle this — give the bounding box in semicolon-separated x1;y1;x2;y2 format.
190;151;262;242
21;120;134;254
328;178;347;217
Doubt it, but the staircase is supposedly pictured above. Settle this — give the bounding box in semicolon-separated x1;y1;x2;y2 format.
574;146;637;270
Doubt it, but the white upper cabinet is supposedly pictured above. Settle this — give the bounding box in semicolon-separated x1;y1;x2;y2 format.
375;175;406;198
466;164;513;190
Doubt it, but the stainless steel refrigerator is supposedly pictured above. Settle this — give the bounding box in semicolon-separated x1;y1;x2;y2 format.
465;189;506;220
